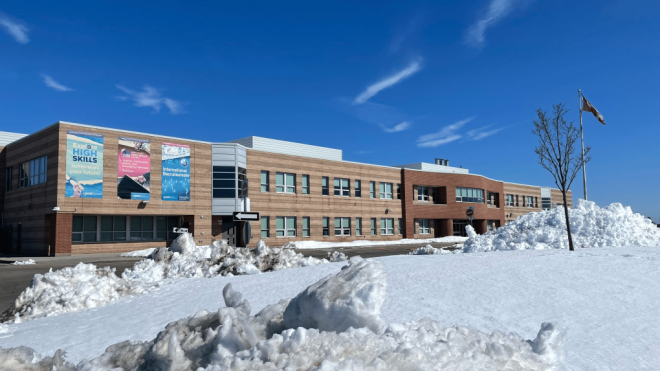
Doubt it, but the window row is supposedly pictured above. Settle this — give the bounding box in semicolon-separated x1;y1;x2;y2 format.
4;156;48;191
505;194;539;208
212;166;246;199
455;187;484;203
72;215;180;243
260;171;400;199
260;217;404;237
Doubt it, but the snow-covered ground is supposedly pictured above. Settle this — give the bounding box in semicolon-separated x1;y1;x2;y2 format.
10;259;36;266
1;246;659;369
282;236;467;249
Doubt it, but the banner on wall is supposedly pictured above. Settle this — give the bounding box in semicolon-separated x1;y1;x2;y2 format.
162;142;190;201
65;130;104;198
117;137;151;200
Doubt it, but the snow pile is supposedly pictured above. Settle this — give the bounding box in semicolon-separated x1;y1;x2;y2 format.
463;200;660;253
11;259;36;266
409;244;455;255
0;257;564;370
2;235;346;324
120;247;157;257
282;236;468;250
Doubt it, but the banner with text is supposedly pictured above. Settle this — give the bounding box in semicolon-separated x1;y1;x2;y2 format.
117;137;151;200
65;130;104;198
162;142;190;201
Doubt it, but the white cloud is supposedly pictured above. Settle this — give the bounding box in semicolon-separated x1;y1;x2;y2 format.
0;11;29;44
467;125;504;140
41;74;73;92
353;60;421;105
116;85;183;114
417;117;475;147
383;121;411;133
465;0;525;48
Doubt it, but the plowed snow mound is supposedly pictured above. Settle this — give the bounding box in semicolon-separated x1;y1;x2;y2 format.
463;200;660;253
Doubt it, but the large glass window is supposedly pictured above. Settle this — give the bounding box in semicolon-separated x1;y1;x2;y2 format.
303;217;310;237
323;217;329;236
100;216;128;242
276;216;296;237
302;175;310;194
322;177;329;196
334;178;350;197
355;180;361;198
380;218;394;235
213;166;236;199
261;216;269;238
526;196;534;208
276;173;296;194
261;171;269;192
4;166;12;191
19;155;47;188
130;216;154;241
455;187;484;203
379;182;393;199
369;181;375;198
334;217;351;236
156;217;167;240
418;219;430;234
506;194;514;207
73;215;177;243
355;217;362;236
417;186;429;201
370;218;377;235
541;197;552;210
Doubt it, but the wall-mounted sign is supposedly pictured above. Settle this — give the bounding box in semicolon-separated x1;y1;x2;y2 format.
466;206;474;222
118;137;151;200
162;143;190;201
65;130;104;198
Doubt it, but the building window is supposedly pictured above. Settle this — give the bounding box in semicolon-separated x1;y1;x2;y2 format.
156;216;177;240
303;217;310;237
418;186;429;201
370;218;377;236
355;180;361;198
516;195;519;207
130;216;154;241
535;197;538;208
72;215;97;242
418;219;430;234
322;177;329;196
397;184;401;200
506;194;514;207
276;216;296;237
213;166;236;199
334;217;351;236
381;218;394;235
276;173;296;194
73;215;177;243
261;171;269;192
526;196;534;208
369;181;376;198
379;182;393;199
19;155;47;188
356;217;362;236
453;220;469;237
541;197;552;210
261;216;269;238
302;175;310;194
100;216;127;242
398;218;403;235
456;187;484;203
4;166;12;191
334;178;350;197
323;217;329;236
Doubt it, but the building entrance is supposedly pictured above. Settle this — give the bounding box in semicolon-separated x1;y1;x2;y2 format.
222;217;237;246
453;219;470;237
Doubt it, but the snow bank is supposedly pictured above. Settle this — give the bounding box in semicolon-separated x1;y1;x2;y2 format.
1;235;346;324
0;257;564;370
10;259;36;266
463;200;660;253
120;247;157;257
409;244;455;255
282;236;468;249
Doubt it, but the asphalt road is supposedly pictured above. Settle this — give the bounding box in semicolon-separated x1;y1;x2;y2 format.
0;241;459;317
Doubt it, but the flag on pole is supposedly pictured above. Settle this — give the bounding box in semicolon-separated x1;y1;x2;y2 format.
581;96;606;125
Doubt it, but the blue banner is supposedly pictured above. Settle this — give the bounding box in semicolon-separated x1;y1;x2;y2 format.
65;130;104;198
162;142;190;201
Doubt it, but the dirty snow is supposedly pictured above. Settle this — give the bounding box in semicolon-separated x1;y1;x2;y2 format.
0;258;564;370
409;244;454;255
10;259;36;266
463;200;660;253
282;236;468;249
1;236;346;324
119;247;157;257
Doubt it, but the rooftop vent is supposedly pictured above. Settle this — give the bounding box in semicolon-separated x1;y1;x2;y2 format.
434;158;449;166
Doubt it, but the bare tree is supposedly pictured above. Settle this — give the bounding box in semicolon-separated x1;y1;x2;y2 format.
532;103;591;251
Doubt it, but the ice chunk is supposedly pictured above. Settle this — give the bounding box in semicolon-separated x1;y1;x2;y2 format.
10;259;36;266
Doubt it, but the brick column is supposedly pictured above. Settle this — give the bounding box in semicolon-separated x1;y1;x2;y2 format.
50;213;72;256
475;219;487;234
442;219;453;237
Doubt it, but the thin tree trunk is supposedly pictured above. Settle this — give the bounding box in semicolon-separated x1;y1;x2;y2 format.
562;191;574;251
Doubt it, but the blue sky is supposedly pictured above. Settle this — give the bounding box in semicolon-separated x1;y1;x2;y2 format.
1;0;659;221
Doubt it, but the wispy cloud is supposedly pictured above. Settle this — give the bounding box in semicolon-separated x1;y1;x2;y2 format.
389;15;423;53
467;124;504;140
41;74;73;92
417;117;475;147
465;0;526;48
353;60;421;105
0;11;29;44
383;121;411;133
116;85;183;114
354;150;373;155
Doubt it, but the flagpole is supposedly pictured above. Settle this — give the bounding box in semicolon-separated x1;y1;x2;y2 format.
578;89;587;200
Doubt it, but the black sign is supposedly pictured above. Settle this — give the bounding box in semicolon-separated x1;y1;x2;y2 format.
243;222;251;246
233;212;260;221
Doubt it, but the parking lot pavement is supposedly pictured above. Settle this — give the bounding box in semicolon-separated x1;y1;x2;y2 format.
0;253;143;316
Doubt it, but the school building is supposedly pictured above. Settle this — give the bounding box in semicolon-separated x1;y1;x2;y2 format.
0;121;571;256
